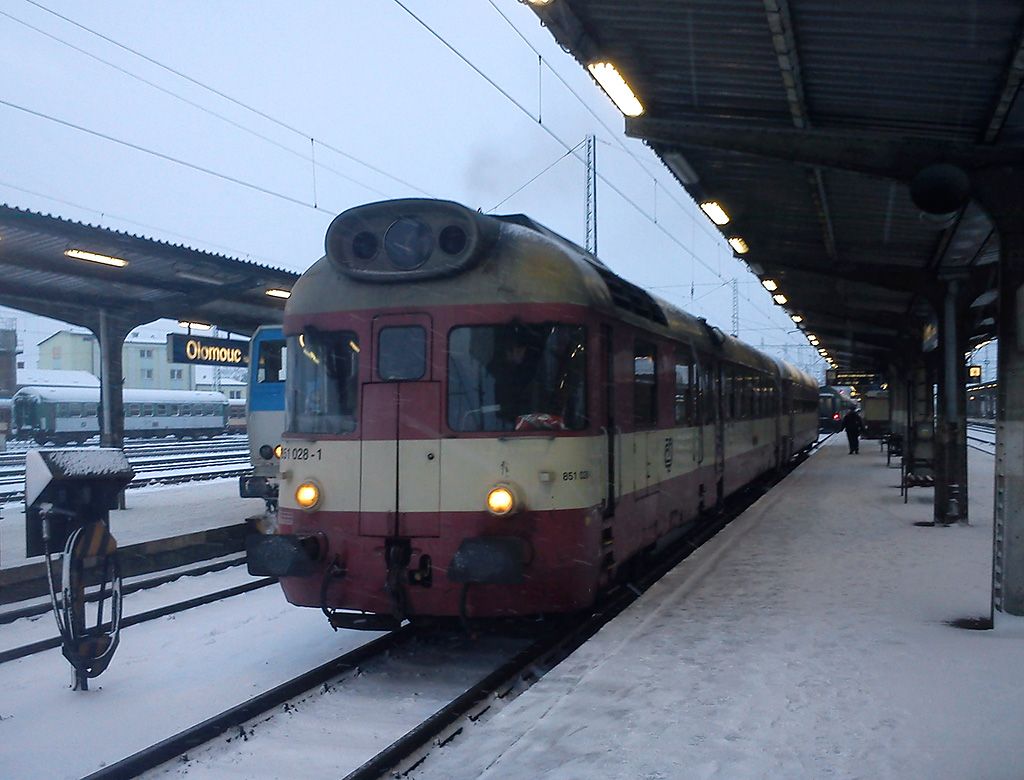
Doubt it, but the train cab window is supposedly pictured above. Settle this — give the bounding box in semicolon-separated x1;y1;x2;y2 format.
257;340;287;383
378;326;426;381
447;323;587;432
288;328;360;434
633;340;658;427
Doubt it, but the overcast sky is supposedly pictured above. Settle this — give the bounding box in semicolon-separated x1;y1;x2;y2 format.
0;0;846;377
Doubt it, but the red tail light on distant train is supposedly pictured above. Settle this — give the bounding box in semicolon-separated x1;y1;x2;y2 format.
833;413;841;420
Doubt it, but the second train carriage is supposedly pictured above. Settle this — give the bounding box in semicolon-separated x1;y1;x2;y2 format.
11;386;230;444
249;199;819;629
239;325;287;510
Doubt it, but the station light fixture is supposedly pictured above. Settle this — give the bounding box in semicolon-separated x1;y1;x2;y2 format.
772;293;788;305
790;314;803;324
761;279;779;292
178;320;212;330
728;237;749;254
265;288;291;299
587;61;644;117
699;201;730;225
65;248;128;268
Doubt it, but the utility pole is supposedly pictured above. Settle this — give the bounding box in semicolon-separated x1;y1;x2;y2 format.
731;278;739;337
585;134;597;255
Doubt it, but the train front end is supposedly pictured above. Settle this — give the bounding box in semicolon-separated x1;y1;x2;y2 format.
249;200;605;629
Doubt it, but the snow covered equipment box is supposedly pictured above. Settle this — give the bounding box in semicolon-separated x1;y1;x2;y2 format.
24;448;134;558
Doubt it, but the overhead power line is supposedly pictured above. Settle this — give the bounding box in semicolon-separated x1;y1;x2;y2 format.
21;0;434;198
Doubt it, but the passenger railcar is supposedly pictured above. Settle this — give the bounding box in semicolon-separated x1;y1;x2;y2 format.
11;386;229;444
249;199;819;629
818;386;856;432
0;397;10;452
239;325;286;509
228;399;247;432
860;389;890;439
967;381;996;420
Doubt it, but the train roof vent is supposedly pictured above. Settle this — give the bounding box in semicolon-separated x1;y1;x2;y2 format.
593;266;667;325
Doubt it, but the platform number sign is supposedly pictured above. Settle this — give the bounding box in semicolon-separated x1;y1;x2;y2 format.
968;365;982;383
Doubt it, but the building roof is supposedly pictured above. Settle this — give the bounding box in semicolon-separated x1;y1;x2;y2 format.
0;205;300;337
16;368;100;388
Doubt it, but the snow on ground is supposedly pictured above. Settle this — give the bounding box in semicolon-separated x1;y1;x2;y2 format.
0;584;380;780
1;478;255;568
414;437;1023;780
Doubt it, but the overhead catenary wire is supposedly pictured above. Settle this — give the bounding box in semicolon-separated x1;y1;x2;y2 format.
21;0;435;198
396;0;792;335
0;7;396;201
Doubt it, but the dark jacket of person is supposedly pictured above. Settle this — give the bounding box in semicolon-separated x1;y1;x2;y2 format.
842;410;864;436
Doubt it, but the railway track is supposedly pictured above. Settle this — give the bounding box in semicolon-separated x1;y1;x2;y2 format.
0;436;252;501
79;449;811;779
966;423;996;456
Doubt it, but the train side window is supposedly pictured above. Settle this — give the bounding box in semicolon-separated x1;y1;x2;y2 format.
378;326;426;381
156;404;168;416
258;339;287;383
67;402;83;417
674;359;695;426
633;340;657;427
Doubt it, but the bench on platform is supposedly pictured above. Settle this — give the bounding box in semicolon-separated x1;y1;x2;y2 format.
900;455;934;503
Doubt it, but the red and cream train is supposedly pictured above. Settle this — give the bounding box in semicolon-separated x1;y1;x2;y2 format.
248;199;818;629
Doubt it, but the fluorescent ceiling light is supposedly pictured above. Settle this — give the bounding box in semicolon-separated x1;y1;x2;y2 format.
587;61;644;117
65;248;128;268
265;288;291;299
178;321;212;330
526;0;554;5
761;279;778;292
728;237;749;254
699;201;730;225
790;314;803;323
772;293;788;305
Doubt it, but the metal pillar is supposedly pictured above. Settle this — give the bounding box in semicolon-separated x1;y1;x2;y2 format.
932;281;969;525
972;166;1024;616
94;310;128;451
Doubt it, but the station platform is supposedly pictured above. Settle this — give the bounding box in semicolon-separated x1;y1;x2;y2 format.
422;435;1024;779
0;478;256;571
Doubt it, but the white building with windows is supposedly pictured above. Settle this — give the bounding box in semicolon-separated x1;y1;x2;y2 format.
195;377;246;401
37;329;196;391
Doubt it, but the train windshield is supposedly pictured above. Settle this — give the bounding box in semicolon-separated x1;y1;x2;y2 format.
448;323;587;432
287;329;359;434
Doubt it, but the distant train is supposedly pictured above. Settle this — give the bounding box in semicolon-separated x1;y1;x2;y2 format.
248;198;819;630
228;398;247;432
967;381;996;420
11;386;230;444
239;325;286;509
0;397;10;451
818;386;857;432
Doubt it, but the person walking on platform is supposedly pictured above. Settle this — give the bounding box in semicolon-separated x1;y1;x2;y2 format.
842;408;864;454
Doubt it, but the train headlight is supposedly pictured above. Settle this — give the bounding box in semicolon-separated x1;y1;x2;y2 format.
486;485;516;517
259;444;274;460
274;444;283;459
295;481;322;511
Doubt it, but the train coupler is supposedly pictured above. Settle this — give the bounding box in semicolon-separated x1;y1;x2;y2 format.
247;533;321;577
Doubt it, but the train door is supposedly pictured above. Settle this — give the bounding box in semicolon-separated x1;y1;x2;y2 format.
359;313;441;538
600;324;617;518
691;347;705;466
713;360;726;503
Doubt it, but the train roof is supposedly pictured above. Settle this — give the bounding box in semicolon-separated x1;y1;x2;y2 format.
290;199;818;388
13;387;229;404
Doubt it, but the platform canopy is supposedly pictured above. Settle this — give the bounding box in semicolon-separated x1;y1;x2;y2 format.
528;1;1024;371
0;205;298;336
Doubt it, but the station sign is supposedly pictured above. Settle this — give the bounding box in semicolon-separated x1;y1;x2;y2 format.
826;370;880;388
968;365;982;383
167;334;249;367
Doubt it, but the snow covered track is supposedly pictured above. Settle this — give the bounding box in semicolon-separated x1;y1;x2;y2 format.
0;575;275;665
0;436;251;500
966;423;996;456
83;628;413;780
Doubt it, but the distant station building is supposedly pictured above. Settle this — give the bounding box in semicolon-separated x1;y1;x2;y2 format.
36;329;196;391
195;377;246;401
